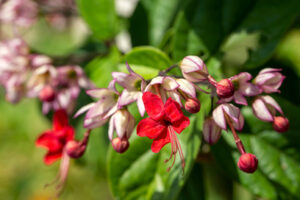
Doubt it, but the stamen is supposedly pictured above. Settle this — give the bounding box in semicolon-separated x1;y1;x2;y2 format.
165;126;185;174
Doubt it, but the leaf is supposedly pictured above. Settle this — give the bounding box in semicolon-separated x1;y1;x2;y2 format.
76;0;118;40
107;116;201;200
171;0;300;68
85;46;121;87
24;17;89;56
119;46;172;79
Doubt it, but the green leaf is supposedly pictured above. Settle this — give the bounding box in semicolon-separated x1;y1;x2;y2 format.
119;46;172;79
107;116;201;200
76;0;118;40
24;18;89;56
171;0;300;68
85;46;121;87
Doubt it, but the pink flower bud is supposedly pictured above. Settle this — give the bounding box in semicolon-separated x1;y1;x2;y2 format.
65;140;86;159
185;98;201;113
111;137;130;153
180;56;208;82
273;116;289;133
39;86;56;102
238;153;258;173
203;118;222;144
216;79;234;98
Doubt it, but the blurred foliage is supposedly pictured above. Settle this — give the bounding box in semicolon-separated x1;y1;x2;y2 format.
1;0;300;199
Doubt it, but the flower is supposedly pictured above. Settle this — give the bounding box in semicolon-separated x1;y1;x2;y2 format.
212;103;244;131
203;117;222;144
254;68;285;93
137;92;190;171
108;109;135;153
108;109;135;141
180;55;208;82
0;0;38;27
218;72;261;105
238;153;258;173
36;109;74;165
74;81;119;129
252;95;283;122
216;79;234;98
145;76;200;113
42;65;93;114
112;63;146;116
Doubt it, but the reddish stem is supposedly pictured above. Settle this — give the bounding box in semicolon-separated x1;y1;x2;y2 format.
225;115;246;155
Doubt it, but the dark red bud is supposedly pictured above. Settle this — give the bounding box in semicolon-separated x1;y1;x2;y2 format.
185;98;201;113
39;86;56;102
238;153;258;173
216;79;234;98
65;140;86;158
273;116;289;133
112;137;129;153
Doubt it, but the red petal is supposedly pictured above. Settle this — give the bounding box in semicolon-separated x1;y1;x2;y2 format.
172;116;190;134
137;118;166;139
36;131;63;151
142;92;164;121
53;109;69;130
44;151;62;165
151;129;170;153
164;97;184;123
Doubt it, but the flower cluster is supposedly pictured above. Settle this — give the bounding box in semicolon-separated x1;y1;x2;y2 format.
0;0;77;30
0;38;93;113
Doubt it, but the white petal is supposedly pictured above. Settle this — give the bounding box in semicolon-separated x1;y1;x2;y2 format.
213;105;227;130
86;88;115;99
108;115;115;141
86;97;115;119
233;92;248;105
252;98;274;122
137;92;145;117
261;95;283;115
118;90;139;107
176;78;196;98
167;91;182;106
74;103;96;118
162;76;179;91
114;110;128;139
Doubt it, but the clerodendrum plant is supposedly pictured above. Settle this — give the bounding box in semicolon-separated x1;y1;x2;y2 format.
0;0;298;199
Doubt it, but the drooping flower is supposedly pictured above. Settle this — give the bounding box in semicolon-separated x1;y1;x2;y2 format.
0;0;38;27
218;72;261;105
252;95;289;133
137;92;190;171
254;68;285;93
108;109;135;153
252;95;283;122
203;117;222;145
212;103;244;131
36;109;74;165
180;55;208;82
74;81;119;129
112;63;146;116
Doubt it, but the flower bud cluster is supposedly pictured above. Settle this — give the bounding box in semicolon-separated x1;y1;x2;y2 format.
178;55;288;173
0;38;93;114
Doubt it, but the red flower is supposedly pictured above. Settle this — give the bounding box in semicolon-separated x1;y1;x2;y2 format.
36;109;74;165
137;92;190;171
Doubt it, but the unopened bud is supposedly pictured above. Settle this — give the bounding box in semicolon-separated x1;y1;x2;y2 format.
273;116;289;133
65;140;86;158
39;86;56;102
216;79;234;98
203;118;222;144
185;98;201;113
238;153;258;173
112;137;129;153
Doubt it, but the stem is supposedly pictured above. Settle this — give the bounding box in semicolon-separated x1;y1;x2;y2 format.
224;115;246;155
158;64;178;76
80;129;91;146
